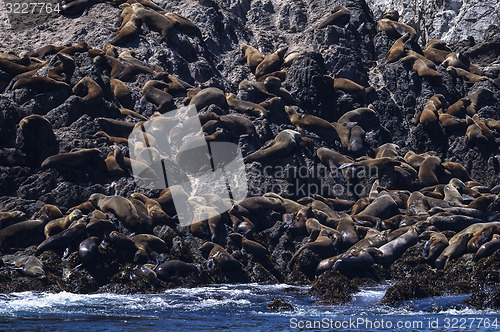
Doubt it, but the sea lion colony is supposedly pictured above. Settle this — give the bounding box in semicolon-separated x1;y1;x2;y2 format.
0;1;500;303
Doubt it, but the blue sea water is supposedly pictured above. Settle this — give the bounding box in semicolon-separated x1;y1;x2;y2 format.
0;283;499;331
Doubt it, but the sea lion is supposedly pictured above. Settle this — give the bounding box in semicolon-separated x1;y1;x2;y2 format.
286;107;340;141
131;3;175;42
336;107;379;131
93;54;157;81
316;6;350;29
254;47;287;78
78;237;102;267
28;45;65;58
337;214;359;249
376;18;416;40
423;39;451;64
72;77;103;105
240;44;264;73
110;13;141;45
14;256;45;279
263;77;298;105
41;148;105;170
89;193;143;233
442;52;471;71
0;211;26;230
401;55;441;82
93;131;129;145
238;80;274;99
142;80;174;113
418;156;444;187
35;222;86;255
164;12;202;38
435;229;475;269
445;98;470;118
467;224;500;253
120;107;148;120
189;205;224;243
130;193;171;225
0;219;46;251
0;57;45;76
199;241;242;273
97;117;136;136
12;76;70;92
359;192;399;220
86;210;116;238
47;53;75;83
427;214;483;232
438;111;467;131
227;232;269;259
288;233;337;270
188;87;227;111
423;232;448;262
374;143;399;159
155;260;199;280
44;209;83;239
386;33;410;63
474;234;500;261
378;227;419;266
132;234;167;256
325;76;376;101
446;66;490;83
255;69;288;82
109;78;133;107
243;129;303;164
225;93;268;117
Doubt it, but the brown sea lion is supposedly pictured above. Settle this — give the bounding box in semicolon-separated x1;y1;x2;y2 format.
199;242;242;273
12;76;70;92
142;80;174;113
254;47;287;78
423;39;451;64
28;45;65;58
89;193;143;233
243;129;303;164
227;232;269;259
376;18;416;40
316;6;350;29
324;76;376;101
43;209;83;239
188;87;227;111
446;66;490;83
225;93;268;117
131;3;175;42
386;33;410;63
401;55;441;82
423;231;448;262
0;211;27;230
110;14;141;45
474;234;500;261
378;227;419;266
240;44;264;73
156;260;199;280
164;12;202;38
72;77;103;105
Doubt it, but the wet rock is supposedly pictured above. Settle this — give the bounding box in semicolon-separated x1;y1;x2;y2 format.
266;298;294;311
309;271;359;305
382;277;439;305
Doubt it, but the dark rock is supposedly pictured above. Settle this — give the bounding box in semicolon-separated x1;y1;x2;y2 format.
266;298;294;311
309;271;359;305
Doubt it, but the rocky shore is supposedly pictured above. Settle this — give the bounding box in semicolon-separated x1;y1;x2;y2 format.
1;0;500;309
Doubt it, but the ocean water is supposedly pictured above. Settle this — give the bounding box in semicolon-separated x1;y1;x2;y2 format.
1;283;499;331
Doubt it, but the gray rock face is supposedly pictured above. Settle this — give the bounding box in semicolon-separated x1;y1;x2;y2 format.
367;0;500;44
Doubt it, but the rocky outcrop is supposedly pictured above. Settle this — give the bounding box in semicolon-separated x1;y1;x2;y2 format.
367;0;500;44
